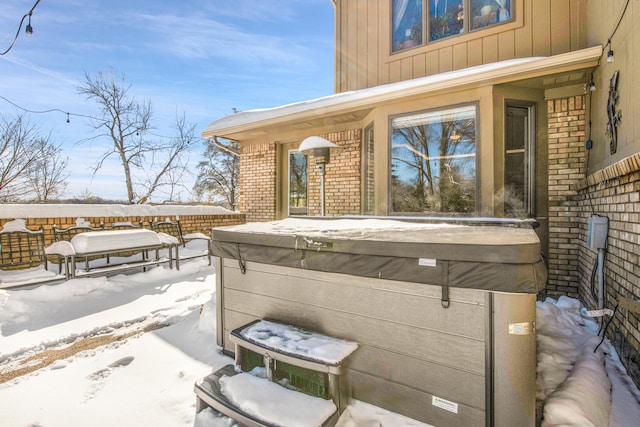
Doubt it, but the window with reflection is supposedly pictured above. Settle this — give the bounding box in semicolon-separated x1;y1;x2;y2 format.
391;0;514;52
392;0;424;53
470;0;511;30
390;105;477;214
428;0;464;42
288;151;308;216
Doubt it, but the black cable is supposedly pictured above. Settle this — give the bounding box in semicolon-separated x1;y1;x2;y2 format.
590;255;598;300
0;0;42;56
594;304;618;353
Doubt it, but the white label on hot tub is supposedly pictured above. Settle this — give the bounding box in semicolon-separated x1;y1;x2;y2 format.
432;395;458;414
418;258;437;267
509;322;535;335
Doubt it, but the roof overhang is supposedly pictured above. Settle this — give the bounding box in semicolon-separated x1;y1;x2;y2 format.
202;45;602;141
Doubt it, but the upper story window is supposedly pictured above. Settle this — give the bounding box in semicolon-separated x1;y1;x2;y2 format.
392;0;513;53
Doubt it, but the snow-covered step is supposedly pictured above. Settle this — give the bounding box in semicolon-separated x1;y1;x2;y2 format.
231;319;359;375
194;364;339;427
195;319;358;426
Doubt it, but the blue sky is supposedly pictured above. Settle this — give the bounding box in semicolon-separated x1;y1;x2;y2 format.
0;0;335;201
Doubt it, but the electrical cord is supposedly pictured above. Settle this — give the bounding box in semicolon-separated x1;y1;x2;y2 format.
594;304;618;353
0;0;41;56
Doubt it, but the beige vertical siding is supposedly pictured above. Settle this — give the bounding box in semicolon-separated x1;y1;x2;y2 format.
334;0;588;92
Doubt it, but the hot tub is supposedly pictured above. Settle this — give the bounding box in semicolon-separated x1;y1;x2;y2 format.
210;217;546;427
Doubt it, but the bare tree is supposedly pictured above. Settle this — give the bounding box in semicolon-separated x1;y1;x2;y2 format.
78;68;192;204
194;138;240;210
26;138;69;201
0;114;68;202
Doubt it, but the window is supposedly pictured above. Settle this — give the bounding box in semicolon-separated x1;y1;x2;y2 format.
390;104;477;214
392;0;424;53
504;103;535;216
429;0;464;42
363;124;375;215
392;0;513;52
288;151;308;216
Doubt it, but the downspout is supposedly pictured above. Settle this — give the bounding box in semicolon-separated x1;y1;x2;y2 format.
212;136;240;157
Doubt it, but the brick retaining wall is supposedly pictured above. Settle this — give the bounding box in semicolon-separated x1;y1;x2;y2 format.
0;211;245;247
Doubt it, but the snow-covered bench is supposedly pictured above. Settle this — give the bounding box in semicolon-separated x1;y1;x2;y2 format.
194;319;358;427
48;229;178;279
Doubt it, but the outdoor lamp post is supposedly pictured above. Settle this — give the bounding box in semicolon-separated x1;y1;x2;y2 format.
298;136;339;216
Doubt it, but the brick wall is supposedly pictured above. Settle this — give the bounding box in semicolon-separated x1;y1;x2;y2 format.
0;213;246;247
547;94;640;388
307;129;362;216
546;95;587;298
239;141;277;222
574;154;640;389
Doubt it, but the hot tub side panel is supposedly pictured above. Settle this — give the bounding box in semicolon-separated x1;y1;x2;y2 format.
217;257;488;426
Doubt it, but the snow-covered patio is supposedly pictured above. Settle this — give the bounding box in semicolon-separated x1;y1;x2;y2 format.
0;255;639;426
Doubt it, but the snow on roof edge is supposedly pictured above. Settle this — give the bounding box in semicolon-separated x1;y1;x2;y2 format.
201;47;601;137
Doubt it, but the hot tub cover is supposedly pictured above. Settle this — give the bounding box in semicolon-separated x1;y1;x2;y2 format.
211;217;547;294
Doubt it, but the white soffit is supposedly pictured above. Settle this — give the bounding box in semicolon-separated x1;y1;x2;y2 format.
202;46;602;139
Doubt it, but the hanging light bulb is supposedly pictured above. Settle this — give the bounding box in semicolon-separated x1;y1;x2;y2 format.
607;49;615;63
589;81;596;91
25;14;33;35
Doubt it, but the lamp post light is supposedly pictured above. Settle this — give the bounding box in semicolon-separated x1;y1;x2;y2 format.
298;136;339;216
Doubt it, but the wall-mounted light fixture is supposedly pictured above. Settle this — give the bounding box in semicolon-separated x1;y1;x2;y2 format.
298;136;339;216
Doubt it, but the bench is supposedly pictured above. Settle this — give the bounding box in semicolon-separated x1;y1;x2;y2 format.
52;222;104;274
0;221;64;288
150;218;211;266
194;319;358;427
0;227;47;271
63;229;174;278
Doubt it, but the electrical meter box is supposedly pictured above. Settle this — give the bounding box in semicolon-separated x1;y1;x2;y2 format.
587;215;608;249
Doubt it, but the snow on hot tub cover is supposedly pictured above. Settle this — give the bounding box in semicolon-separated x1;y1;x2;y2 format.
211;217;547;294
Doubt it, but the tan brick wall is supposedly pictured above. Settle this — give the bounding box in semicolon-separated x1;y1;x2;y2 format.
239;142;277;222
547;95;640;388
0;213;246;247
573;154;640;388
307;129;362;216
546;95;586;298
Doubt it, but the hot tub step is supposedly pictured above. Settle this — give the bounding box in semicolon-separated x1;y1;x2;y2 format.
194;364;339;427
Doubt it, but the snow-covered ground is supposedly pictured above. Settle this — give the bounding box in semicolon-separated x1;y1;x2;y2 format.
1;252;639;426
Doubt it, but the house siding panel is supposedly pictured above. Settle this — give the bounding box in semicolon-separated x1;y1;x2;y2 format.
334;0;587;92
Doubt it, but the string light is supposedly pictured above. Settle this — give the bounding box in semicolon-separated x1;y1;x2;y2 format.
1;94;182;140
0;0;41;55
606;48;614;63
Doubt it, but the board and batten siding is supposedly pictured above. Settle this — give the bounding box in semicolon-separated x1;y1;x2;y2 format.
334;0;588;93
217;257;489;426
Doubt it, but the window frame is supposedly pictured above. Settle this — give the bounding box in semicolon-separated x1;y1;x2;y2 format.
362;122;375;215
390;0;517;55
388;102;480;215
287;149;309;216
503;100;536;217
